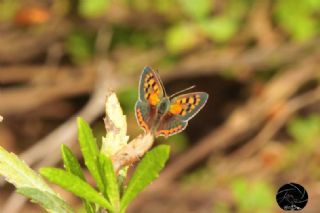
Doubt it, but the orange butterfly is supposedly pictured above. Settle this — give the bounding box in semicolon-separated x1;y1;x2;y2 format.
135;67;209;138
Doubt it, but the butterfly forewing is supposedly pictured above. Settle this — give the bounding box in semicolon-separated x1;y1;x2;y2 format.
136;67;165;133
138;66;165;106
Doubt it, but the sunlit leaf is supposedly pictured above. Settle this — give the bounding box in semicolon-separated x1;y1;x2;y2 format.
120;145;170;212
0;146;71;212
61;145;85;180
77;117;104;194
0;147;54;192
17;188;73;213
61;145;94;213
40;168;113;211
98;154;120;211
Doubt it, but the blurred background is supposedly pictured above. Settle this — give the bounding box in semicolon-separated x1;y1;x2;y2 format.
0;0;320;212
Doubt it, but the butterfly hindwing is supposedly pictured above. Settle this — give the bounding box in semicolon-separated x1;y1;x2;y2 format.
135;100;157;133
169;92;209;121
138;66;165;106
155;113;187;138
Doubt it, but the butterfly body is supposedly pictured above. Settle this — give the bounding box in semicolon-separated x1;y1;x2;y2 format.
135;98;170;132
135;67;209;138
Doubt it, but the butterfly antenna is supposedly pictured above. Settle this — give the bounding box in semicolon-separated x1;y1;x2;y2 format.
169;85;196;98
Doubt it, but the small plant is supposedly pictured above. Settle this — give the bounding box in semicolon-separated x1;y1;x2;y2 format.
0;92;170;213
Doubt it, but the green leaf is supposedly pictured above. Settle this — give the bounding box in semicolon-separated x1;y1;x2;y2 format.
40;168;113;211
99;154;120;211
0;146;55;192
120;145;170;212
77;117;104;194
178;0;212;20
0;146;71;213
61;144;85;180
78;0;111;18
61;145;94;213
17;188;73;213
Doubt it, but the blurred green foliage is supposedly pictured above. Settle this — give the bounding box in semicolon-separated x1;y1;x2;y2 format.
32;0;318;57
78;0;111;18
164;0;244;53
2;0;318;60
199;17;238;43
274;0;320;41
65;30;95;64
117;87;138;114
110;26;160;50
165;23;200;53
212;202;231;213
178;0;212;20
157;133;189;154
181;165;212;187
231;178;274;213
287;114;320;149
0;0;18;21
282;114;320;174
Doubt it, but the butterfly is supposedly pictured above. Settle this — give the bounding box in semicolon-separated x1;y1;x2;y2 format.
135;66;209;138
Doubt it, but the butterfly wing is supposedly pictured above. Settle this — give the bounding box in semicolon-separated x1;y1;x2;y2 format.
168;92;209;121
155;92;208;137
135;100;154;133
138;66;165;104
135;66;165;133
155;114;187;137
